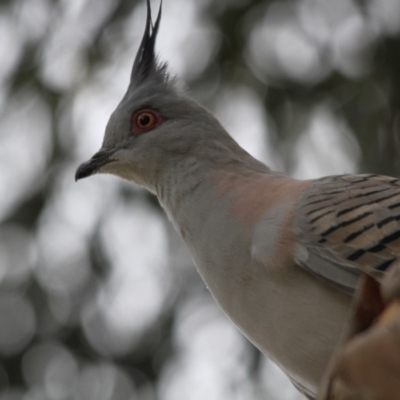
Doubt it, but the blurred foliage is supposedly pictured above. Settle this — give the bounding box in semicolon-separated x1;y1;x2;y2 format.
0;0;400;399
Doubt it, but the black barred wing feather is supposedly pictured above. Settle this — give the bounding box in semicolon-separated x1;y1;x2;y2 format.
293;174;400;293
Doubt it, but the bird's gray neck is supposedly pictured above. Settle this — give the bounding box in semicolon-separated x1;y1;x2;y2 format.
155;138;270;237
155;154;211;219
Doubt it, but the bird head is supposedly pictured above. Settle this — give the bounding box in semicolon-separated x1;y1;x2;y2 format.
75;0;229;193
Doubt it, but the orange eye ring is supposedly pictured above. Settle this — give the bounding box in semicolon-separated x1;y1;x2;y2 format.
131;109;163;135
136;112;156;129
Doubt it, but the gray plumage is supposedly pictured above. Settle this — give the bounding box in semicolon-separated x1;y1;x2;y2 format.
75;2;400;399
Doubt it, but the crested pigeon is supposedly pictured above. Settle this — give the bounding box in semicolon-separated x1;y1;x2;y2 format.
75;1;400;398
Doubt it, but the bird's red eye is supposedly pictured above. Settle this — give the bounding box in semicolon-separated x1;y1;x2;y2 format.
137;112;155;129
131;109;162;135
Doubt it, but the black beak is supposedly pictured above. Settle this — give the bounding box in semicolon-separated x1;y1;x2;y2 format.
75;149;116;181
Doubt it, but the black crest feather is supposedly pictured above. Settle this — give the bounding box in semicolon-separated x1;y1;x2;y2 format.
131;0;164;85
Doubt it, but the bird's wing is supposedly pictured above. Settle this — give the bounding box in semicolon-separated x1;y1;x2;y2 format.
292;174;400;294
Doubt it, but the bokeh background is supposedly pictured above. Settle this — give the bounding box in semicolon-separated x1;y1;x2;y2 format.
1;0;400;399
